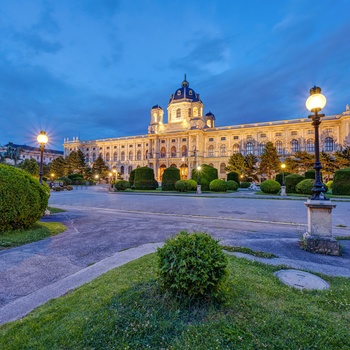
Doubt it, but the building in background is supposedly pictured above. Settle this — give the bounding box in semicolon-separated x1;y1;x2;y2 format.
63;77;350;181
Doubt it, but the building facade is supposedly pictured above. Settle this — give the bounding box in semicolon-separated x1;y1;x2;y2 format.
63;77;350;181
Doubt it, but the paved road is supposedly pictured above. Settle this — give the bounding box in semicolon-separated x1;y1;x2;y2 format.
1;186;350;325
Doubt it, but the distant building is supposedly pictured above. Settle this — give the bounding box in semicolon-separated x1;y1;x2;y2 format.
63;77;350;181
1;143;63;165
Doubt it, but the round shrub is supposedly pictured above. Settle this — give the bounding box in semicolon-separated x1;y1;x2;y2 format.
332;168;350;195
240;181;250;188
209;179;228;192
162;167;180;191
57;176;72;185
275;172;291;185
227;171;240;185
157;231;228;299
115;180;130;191
326;180;333;190
187;179;198;191
129;169;136;187
175;180;191;192
0;164;50;232
296;179;314;195
192;164;218;191
227;180;239;191
260;180;281;194
285;174;304;194
134;167;158;190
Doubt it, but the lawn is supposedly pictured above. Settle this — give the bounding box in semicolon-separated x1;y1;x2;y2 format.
1;254;349;349
0;221;66;250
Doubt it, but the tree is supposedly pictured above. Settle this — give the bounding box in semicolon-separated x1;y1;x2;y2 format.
293;151;314;173
320;152;340;182
17;158;39;176
225;153;245;175
92;156;109;178
244;154;258;181
259;141;280;179
335;146;350;168
49;156;66;178
65;150;87;175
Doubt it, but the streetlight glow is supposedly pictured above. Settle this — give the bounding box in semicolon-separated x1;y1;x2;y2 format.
305;86;326;113
37;130;48;184
37;131;48;144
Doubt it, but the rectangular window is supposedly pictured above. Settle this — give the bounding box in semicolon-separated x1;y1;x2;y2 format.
129;145;133;147
114;146;117;149
182;138;187;142
172;139;176;143
324;128;333;133
291;131;298;136
221;137;226;141
275;132;282;137
138;144;141;147
209;137;214;141
99;147;102;150
247;135;252;139
146;143;148;146
107;146;110;149
161;140;165;143
308;130;314;134
122;145;125;148
93;148;96;150
260;134;266;138
233;136;239;140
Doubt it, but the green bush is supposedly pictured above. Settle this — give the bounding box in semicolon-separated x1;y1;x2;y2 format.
326;180;333;190
192;164;218;191
175;180;192;192
134;167;158;190
157;231;228;300
209;179;228;192
227;180;239;191
187;179;198;191
296;179;314;195
332;168;350;195
227;171;240;185
162;167;180;191
129;169;136;187
275;172;291;185
285;174;304;193
0;164;50;232
68;174;84;180
304;169;316;179
260;180;281;194
115;180;130;191
240;181;250;188
57;176;72;185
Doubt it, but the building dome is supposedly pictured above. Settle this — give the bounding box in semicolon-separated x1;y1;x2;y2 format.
169;75;201;103
151;104;163;110
205;111;216;120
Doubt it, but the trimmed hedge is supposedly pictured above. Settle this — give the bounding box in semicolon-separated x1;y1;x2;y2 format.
187;179;198;191
227;180;239;191
296;179;314;195
240;181;250;188
260;180;281;194
0;164;50;232
332;168;350;195
157;231;228;300
275;172;291;185
285;174;304;194
57;176;72;185
227;171;240;185
210;179;228;192
134;167;158;190
129;169;136;187
192;164;218;191
115;180;130;191
162;167;180;191
175;180;192;192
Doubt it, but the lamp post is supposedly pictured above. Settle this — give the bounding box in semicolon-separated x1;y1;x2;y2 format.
281;163;286;196
196;165;202;194
305;86;327;200
303;86;338;255
95;174;99;184
37;131;48;184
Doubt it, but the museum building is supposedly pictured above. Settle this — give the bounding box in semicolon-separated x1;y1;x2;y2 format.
63;77;350;182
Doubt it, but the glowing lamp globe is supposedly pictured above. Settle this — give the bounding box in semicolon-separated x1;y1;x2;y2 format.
306;86;326;113
281;163;286;169
37;131;48;144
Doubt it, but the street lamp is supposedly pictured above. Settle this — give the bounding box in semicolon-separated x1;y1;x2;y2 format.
196;165;202;194
306;86;327;200
95;174;99;184
37;130;48;184
281;163;286;196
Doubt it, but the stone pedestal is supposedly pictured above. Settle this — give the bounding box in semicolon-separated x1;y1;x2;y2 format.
281;186;286;196
303;200;339;255
196;185;202;194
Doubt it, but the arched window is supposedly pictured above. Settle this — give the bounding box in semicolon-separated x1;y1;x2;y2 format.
113;152;118;161
106;152;110;161
180;164;188;180
149;163;154;169
259;142;266;155
170;163;177;168
188;108;192;117
176;108;181;118
137;150;141;160
160;164;167;180
220;163;226;173
209;163;214;167
181;145;188;157
120;166;124;174
291;139;299;153
92;153;96;161
208;145;214;157
220;145;226;156
160;147;166;158
233;144;239;154
99;153;103;159
128;165;132;173
193;107;198;117
129;151;133;161
171;146;176;157
306;139;314;153
246;142;253;155
324;137;334;152
85;154;89;163
121;151;125;161
275;141;283;155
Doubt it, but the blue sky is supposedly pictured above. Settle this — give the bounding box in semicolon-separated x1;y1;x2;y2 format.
1;0;350;150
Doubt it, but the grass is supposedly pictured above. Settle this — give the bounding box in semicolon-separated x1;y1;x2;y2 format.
221;245;277;258
0;222;67;250
47;206;66;213
1;254;350;349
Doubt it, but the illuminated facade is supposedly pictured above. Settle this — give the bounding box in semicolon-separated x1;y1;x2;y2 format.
63;77;350;181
